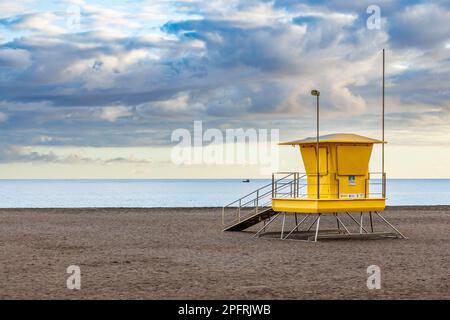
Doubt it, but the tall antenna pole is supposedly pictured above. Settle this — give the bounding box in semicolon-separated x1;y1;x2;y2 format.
316;93;320;199
382;49;385;198
311;89;320;199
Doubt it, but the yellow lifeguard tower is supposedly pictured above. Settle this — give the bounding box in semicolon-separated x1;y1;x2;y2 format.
221;50;405;241
273;133;386;213
221;132;405;241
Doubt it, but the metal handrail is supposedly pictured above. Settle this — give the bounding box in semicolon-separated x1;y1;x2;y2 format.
222;172;306;225
272;180;306;198
222;172;298;208
238;179;307;208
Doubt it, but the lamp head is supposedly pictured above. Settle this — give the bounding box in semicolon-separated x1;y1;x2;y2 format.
311;89;320;96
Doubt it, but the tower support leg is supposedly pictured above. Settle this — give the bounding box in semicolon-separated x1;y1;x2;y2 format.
306;216;319;232
375;212;407;239
335;214;350;234
346;212;368;233
313;214;321;242
369;212;374;232
283;214;309;240
335;213;341;232
253;213;280;238
359;212;364;234
280;213;286;239
251;211;406;241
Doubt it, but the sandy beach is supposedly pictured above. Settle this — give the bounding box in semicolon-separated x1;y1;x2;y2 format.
0;206;448;299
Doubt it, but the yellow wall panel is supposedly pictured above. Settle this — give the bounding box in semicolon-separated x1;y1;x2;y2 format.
300;146;328;175
337;145;372;176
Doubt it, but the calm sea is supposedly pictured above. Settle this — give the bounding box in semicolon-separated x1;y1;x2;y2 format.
0;179;449;208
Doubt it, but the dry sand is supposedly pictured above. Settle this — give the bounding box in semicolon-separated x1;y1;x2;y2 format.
0;206;448;299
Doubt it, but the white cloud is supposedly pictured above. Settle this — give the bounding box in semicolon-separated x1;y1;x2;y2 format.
0;1;32;19
7;12;66;34
0;0;448;153
0;145;154;164
152;92;191;112
0;48;31;68
0;111;8;122
99;106;132;122
391;3;450;49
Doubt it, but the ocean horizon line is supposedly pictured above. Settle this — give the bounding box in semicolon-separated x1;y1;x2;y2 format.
1;178;450;181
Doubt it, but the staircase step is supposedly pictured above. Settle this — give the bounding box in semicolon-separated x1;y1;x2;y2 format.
223;208;276;231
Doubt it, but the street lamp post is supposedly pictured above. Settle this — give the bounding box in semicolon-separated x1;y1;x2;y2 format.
311;90;320;199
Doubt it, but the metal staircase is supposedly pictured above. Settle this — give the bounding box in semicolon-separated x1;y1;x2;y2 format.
223;208;276;231
222;172;306;231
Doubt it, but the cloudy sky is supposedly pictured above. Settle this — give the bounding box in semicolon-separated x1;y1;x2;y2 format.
0;0;449;178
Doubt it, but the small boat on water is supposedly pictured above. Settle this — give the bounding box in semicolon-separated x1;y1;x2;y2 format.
242;179;250;183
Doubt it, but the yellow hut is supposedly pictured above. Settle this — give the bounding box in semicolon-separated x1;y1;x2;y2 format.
273;133;386;213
